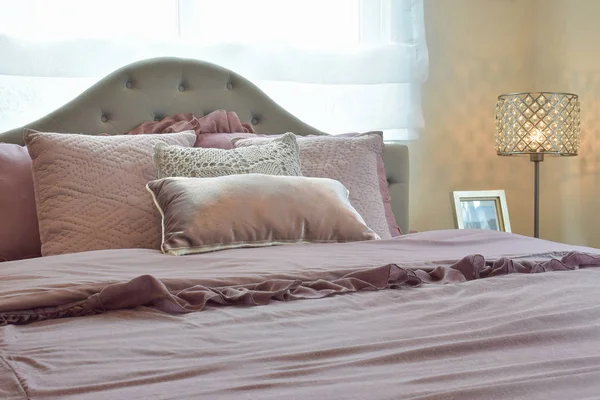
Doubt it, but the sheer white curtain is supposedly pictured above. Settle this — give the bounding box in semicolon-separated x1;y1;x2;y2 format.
0;0;428;140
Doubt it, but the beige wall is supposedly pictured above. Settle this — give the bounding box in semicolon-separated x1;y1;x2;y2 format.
532;0;600;246
411;0;536;237
412;0;599;247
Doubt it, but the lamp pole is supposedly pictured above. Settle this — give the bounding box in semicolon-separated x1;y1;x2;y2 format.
530;153;543;238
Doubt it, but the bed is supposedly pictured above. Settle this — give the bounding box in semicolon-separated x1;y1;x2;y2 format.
1;58;600;400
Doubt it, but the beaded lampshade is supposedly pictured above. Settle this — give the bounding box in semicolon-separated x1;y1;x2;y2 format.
495;92;580;156
494;91;581;239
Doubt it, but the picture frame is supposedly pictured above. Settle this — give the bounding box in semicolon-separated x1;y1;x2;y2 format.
452;190;511;233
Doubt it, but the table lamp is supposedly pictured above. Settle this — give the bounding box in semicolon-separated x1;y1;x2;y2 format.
495;92;580;238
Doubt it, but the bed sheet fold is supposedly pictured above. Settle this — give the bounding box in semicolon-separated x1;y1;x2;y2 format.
2;241;599;325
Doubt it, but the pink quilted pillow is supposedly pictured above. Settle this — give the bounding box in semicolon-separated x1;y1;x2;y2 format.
234;132;399;239
0;144;41;262
25;130;197;256
334;132;400;237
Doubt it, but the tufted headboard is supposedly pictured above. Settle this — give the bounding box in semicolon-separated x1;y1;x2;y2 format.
0;57;409;233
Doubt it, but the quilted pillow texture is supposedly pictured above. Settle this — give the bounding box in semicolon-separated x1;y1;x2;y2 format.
25;130;197;256
154;132;302;178
147;174;379;255
234;132;393;239
0;144;41;262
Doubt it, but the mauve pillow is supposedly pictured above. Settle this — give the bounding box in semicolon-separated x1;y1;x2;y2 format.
147;174;379;255
0;144;41;262
334;132;400;237
234;132;396;239
25;130;197;256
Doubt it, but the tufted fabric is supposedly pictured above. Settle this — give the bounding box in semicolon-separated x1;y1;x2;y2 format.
25;130;197;256
147;174;379;255
0;57;410;233
155;133;302;179
234;133;392;239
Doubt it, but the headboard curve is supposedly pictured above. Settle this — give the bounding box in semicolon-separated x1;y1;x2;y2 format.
0;57;409;232
0;57;325;143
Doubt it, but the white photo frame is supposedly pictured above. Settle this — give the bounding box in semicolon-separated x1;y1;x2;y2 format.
452;190;511;233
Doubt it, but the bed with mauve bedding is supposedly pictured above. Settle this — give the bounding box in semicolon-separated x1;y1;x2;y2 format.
1;58;600;399
2;230;600;399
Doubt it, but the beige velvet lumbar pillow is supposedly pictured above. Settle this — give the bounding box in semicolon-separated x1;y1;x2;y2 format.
25;130;197;256
154;132;302;178
147;174;379;255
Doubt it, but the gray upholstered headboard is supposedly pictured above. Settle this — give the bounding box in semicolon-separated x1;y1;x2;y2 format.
0;57;409;233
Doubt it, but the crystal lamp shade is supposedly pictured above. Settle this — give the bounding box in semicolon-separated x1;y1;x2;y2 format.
495;92;580;156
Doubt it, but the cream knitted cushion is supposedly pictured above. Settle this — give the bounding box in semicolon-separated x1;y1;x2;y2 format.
154;132;302;178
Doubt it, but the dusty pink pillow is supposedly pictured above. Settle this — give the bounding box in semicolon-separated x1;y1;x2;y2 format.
0;144;41;262
25;130;197;256
234;132;400;239
334;132;400;237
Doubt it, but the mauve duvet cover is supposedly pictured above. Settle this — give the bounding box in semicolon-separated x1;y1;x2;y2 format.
1;229;600;399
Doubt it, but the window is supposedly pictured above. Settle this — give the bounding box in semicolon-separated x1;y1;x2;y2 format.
0;0;428;140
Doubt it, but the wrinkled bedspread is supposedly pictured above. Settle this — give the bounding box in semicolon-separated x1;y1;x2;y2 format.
1;229;600;399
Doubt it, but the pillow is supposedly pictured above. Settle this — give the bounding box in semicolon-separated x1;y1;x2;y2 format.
154;132;302;178
325;132;401;237
147;174;379;255
233;132;395;239
25;130;197;256
0;144;41;262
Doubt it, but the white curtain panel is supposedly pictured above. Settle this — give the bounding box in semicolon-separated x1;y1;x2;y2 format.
0;0;428;141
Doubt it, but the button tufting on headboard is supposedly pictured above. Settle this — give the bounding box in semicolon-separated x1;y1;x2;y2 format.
178;85;185;92
100;114;108;123
154;115;162;122
125;81;133;89
251;117;259;125
226;82;233;90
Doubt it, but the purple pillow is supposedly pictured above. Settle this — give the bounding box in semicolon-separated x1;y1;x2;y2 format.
0;144;41;262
